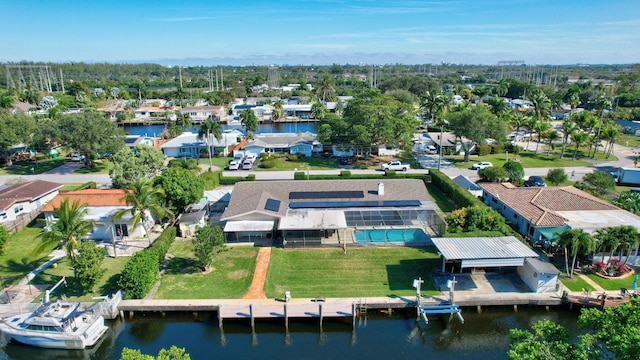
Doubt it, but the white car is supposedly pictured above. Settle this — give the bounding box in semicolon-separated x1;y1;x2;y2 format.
70;154;85;162
380;161;410;171
228;160;241;170
471;161;493;170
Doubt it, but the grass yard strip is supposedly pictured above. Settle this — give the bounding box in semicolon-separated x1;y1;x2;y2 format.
559;274;596;292
0;227;57;288
34;256;130;302
585;273;635;291
264;247;440;298
154;242;259;299
425;182;457;213
0;159;67;175
448;151;593;169
255;156;338;171
72;160;113;174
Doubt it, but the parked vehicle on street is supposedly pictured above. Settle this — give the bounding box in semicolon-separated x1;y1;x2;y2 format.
241;158;255;170
471;161;493;170
524;175;546;187
228;159;241;170
70;154;85;162
616;167;640;185
380;161;410;171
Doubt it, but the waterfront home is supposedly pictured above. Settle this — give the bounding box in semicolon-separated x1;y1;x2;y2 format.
0;180;62;231
134;106;180;120
480;183;640;249
124;135;155;149
243;132;321;157
41;189;154;242
181;106;225;122
160;130;243;158
220;179;444;246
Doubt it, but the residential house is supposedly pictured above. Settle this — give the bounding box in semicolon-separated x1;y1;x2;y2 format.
425;131;467;155
181;106;225;122
124;135;155;149
41;189;154;241
453;175;483;198
134;106;180;120
160;130;243;158
0;180;62;231
480;183;640;250
220;179;444;246
231;104;270;119
282;104;312;119
243;132;321;157
11;102;35;115
97;106;126;120
177;210;207;238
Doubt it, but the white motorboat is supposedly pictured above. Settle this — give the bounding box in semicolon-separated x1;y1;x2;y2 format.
0;300;108;349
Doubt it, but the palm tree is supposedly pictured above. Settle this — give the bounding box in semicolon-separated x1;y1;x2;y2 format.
494;79;509;97
421;89;448;123
509;112;527;137
543;129;560;155
311;102;328;120
533;121;551;154
601;124;620;159
112;178;173;247
197;120;223;158
570;131;588;160
316;73;335;102
176;111;191;132
487;95;509;115
557;229;594;278
613;191;640;215
272;100;284;121
529;89;552;123
239;108;258;135
38;198;95;262
525;116;538;151
560;118;577;159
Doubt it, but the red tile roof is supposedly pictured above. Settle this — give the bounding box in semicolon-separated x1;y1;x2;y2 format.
0;180;62;211
40;189;128;212
479;183;618;226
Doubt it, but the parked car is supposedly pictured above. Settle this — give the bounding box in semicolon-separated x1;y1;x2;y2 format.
70;154;85;162
228;160;241;170
524;175;546;187
471;161;493;170
380;161;410;171
241;159;254;170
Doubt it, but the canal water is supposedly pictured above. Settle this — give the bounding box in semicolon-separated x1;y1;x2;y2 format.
0;307;581;360
120;122;318;137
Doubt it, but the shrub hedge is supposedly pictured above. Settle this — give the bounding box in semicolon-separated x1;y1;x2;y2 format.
117;250;160;299
148;226;177;264
200;170;219;190
429;169;484;208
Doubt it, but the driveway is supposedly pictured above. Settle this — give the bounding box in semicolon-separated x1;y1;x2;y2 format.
44;161;84;175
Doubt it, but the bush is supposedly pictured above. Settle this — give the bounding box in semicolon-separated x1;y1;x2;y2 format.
491;144;503;154
259;159;276;168
200;170;220;190
340;170;351;178
118;250;160;299
385;170;397;177
244;174;256;181
0;225;9;256
502;161;524;183
445;205;511;234
429;169;484;208
478;166;508;182
294;171;307;180
287;155;299;162
74;181;97;191
148;226;176;264
478;145;491;156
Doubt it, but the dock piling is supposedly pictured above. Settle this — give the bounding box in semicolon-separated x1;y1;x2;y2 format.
319;303;323;330
250;304;255;331
284;303;289;331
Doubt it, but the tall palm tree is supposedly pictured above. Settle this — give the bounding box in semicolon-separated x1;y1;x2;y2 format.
316;73;335;102
421;89;447;124
38;198;95;262
543;129;560;155
239;108;258;136
570;131;588;160
557;229;594;278
311;102;328;120
112;179;174;246
525;116;538;151
494;79;509;97
529;89;552;123
197;120;223;158
272;100;284;121
533;121;551;154
487;95;509;116
560;118;577;159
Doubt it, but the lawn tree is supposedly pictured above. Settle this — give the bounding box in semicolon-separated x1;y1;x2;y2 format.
502;161;524;184
533;121;551;154
57;111;124;167
560;117;578;159
420;89;448;123
445;206;510;234
193;224;226;272
316;123;332;144
113;178;174;246
546;168;567;186
0;112;36;167
582;171;616;197
118;250;159;299
38;198;95;263
70;240;107;292
543;128;560;155
239;109;258;136
109;145;165;189
334;89;418;155
508;319;596;360
196;120;222;157
0;224;9;255
613;191;640;214
154;167;204;213
447;105;508;162
570;131;589;160
556;228;595;278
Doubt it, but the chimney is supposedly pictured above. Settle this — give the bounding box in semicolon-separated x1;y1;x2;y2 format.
378;182;385;196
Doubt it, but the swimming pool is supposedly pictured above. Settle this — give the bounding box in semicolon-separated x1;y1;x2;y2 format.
354;228;430;244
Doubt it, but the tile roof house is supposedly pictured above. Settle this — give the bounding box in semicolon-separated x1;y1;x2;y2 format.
479;183;640;248
41;189;155;242
0;180;62;231
220;179;444;246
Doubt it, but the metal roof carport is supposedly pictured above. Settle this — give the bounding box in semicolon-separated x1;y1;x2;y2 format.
431;236;539;272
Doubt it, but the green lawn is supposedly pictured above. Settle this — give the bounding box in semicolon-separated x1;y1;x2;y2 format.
585;272;636;291
559;273;596;292
0;158;67;175
255;156;339;171
72;160;113;174
33;256;129;302
198;156;235;170
615;133;640;148
448;151;593;170
264;247;440;298
154;241;259;299
0;227;56;288
425;183;457;213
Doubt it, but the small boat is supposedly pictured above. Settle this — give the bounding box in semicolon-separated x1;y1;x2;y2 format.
0;300;108;349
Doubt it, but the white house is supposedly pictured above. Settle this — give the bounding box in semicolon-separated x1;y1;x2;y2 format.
134;106;179;120
243;132;321;157
160;130;243;158
41;189;154;242
181;106;225;122
0;180;62;230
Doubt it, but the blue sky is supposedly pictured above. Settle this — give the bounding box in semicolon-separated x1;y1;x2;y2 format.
1;0;639;65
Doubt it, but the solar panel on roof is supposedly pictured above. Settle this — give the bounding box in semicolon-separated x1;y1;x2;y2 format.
264;198;281;212
289;191;364;199
289;200;421;209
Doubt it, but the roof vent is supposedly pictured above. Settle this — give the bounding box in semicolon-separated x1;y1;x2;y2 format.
378;182;385;196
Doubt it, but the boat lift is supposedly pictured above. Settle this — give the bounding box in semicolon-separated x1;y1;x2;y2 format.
413;276;464;325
